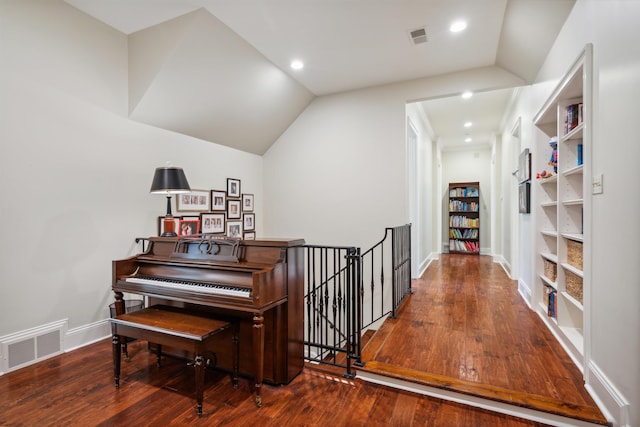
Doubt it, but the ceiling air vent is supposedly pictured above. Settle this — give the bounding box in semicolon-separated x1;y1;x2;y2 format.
409;27;428;45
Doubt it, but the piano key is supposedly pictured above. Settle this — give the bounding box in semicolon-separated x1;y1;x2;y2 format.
125;276;251;298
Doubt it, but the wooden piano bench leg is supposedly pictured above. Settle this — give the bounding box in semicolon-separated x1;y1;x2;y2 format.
112;334;121;388
232;322;239;389
194;354;205;417
252;313;265;408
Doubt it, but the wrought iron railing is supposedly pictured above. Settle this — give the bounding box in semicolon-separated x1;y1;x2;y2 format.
303;245;361;377
303;224;412;378
134;224;413;380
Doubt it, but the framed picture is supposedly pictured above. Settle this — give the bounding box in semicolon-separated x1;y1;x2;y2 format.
242;193;254;212
177;190;210;212
243;213;255;231
519;182;531;214
517;148;531;183
227;199;241;219
227;178;241;198
200;213;225;234
210;190;226;211
226;220;243;238
243;232;255;240
158;216;180;236
178;219;200;236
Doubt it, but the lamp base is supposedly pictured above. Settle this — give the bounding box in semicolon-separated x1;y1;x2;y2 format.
161;216;177;237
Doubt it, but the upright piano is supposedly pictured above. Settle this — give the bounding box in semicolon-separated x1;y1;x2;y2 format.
112;235;305;406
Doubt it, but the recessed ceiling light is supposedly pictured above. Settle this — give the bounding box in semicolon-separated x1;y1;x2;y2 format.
290;60;304;70
450;20;467;33
465;137;472;143
464;122;472;128
461;91;473;99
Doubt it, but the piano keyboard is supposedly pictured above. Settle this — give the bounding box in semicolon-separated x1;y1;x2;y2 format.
125;276;251;298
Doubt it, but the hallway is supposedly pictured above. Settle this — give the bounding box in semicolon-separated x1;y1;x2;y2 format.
358;254;607;425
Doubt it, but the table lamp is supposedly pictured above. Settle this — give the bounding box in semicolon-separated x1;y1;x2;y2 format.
150;166;191;237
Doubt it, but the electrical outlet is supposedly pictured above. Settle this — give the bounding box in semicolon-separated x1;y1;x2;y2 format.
592;174;603;194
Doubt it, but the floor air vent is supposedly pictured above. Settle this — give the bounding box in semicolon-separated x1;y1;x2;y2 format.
1;320;66;374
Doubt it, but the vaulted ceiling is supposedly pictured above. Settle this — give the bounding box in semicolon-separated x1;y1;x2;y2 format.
64;0;575;154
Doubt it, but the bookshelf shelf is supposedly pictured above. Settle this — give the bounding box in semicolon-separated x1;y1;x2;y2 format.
532;45;591;370
539;274;557;290
561;233;583;242
448;182;480;255
560;326;584;354
562;262;583;277
562;123;583;142
541;252;558;263
562;291;583;310
562;165;583;176
539;175;558;184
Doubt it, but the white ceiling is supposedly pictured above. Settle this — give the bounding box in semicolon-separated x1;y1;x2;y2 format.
64;0;575;153
421;87;517;150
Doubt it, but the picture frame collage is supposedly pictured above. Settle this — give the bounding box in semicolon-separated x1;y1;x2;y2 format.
158;178;256;240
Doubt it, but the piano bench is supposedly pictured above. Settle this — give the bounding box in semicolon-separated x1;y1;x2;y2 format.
110;305;239;418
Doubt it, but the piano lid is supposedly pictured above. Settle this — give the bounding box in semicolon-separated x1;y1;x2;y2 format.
171;235;241;263
133;235;305;268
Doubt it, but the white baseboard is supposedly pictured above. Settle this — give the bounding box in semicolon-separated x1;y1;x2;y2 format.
517;278;532;308
586;360;629;427
415;252;439;278
0;319;68;375
1;319;110;375
65;319;111;353
493;255;512;278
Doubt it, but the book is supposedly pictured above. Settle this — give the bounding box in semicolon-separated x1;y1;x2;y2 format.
565;103;582;134
577;144;583;165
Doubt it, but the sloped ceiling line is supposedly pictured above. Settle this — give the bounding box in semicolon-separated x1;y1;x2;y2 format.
128;9;197;114
128;8;314;155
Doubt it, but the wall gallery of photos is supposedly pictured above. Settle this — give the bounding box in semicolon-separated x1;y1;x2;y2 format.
159;178;256;240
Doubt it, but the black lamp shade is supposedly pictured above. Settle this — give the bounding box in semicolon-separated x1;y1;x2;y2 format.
150;167;191;194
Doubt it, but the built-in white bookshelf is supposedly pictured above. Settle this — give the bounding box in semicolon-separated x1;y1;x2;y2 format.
532;44;592;370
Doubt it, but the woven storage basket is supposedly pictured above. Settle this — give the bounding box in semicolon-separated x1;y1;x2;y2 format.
565;270;583;304
567;239;583;270
543;259;557;282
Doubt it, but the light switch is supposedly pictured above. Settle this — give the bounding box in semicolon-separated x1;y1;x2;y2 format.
592;174;603;194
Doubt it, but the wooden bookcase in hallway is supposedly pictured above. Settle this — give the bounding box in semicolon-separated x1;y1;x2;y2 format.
448;182;480;255
533;45;592;369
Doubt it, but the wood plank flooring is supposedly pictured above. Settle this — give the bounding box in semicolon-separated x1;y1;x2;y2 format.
359;254;607;425
0;253;606;426
0;339;548;426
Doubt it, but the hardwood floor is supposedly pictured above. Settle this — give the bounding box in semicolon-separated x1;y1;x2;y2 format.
0;254;606;426
0;339;547;426
359;254;607;425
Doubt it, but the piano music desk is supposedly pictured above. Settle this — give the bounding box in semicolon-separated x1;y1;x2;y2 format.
110;305;239;417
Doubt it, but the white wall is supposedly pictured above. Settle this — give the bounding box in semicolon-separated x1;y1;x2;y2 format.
490;134;502;260
440;148;492;254
264;67;523;251
0;1;263;339
407;103;436;275
262;90;406;249
528;1;640;425
498;87;535;293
